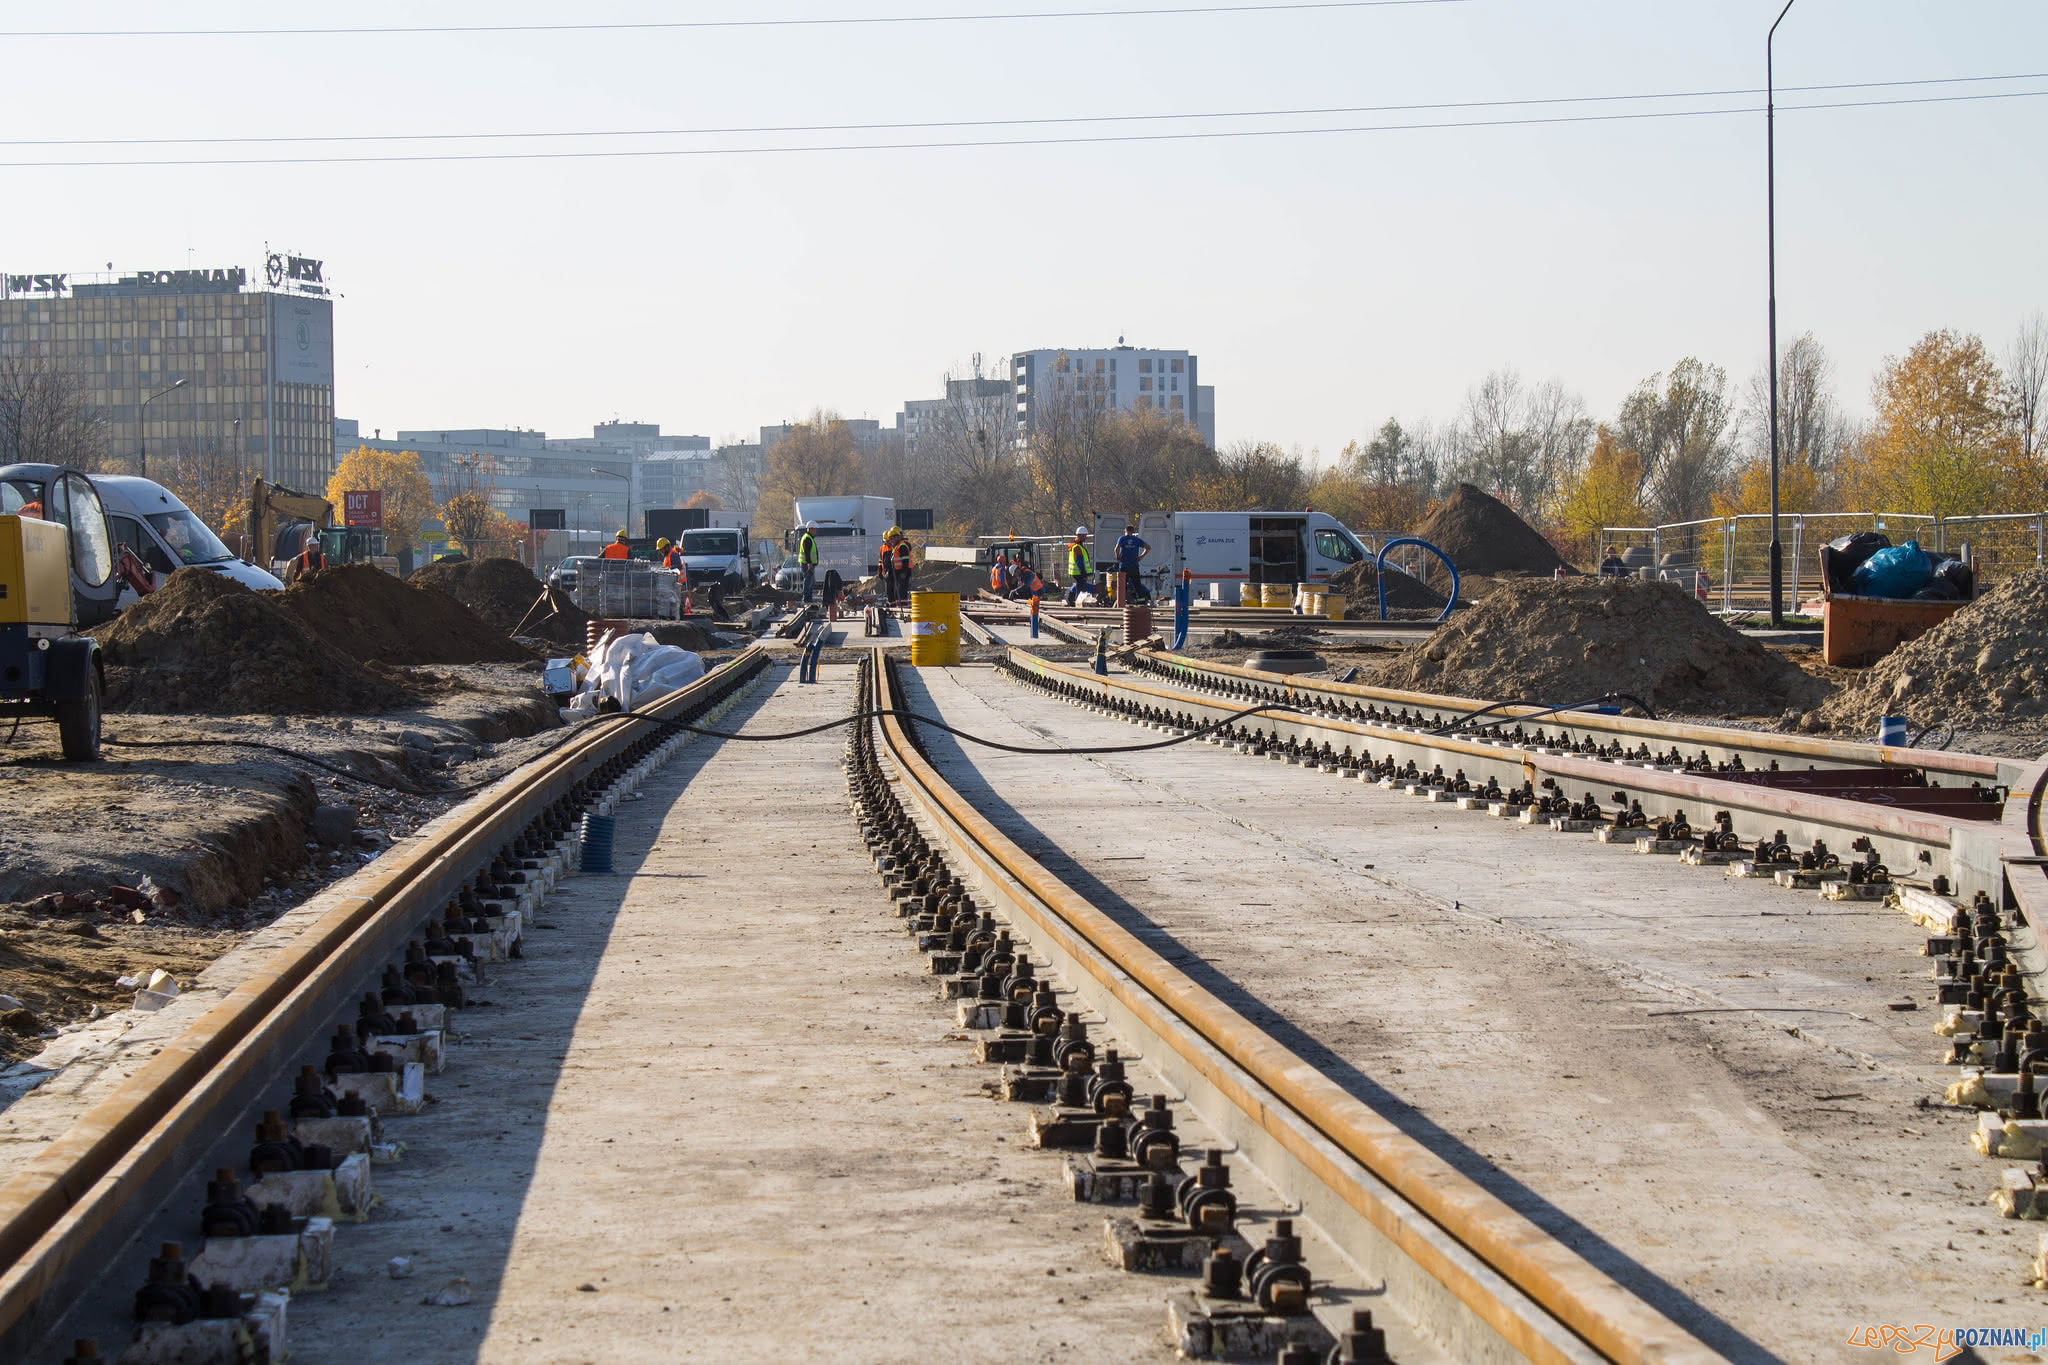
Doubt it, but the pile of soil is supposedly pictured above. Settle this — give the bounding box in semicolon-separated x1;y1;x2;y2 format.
279;565;532;666
1328;560;1448;612
1412;483;1572;577
411;557;589;646
1821;567;2048;731
93;569;416;714
1375;577;1826;715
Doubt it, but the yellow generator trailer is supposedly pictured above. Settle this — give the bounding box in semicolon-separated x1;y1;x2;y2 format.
0;464;122;760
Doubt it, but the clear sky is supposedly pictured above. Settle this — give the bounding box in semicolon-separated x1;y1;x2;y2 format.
3;0;2043;458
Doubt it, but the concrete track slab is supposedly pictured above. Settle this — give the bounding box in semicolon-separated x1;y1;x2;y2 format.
898;661;2037;1365
283;664;1174;1365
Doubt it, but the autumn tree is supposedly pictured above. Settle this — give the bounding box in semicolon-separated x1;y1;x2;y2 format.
755;411;863;536
1710;458;1821;518
0;350;106;471
1089;407;1217;516
683;489;723;511
160;441;246;537
919;367;1026;535
440;490;497;554
1741;332;1851;498
325;446;435;550
1844;329;2023;518
1188;440;1309;510
1442;371;1593;515
1322;418;1441;531
1550;426;1647;556
1614;357;1733;522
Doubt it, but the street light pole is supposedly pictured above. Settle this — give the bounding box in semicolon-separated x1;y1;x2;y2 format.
590;465;630;540
138;378;187;478
1766;0;1796;626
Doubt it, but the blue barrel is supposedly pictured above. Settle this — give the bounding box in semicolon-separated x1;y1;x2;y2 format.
579;813;616;874
1878;715;1908;748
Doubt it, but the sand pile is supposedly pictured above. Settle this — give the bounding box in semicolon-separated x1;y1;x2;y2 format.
411;557;589;646
1376;577;1824;715
1413;484;1571;577
93;569;415;714
1329;560;1447;612
1821;567;2048;732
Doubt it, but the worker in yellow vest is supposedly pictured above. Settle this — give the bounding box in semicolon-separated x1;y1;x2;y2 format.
1064;527;1092;606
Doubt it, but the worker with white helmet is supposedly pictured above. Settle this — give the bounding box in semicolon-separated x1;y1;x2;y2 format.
797;521;819;603
1064;525;1093;606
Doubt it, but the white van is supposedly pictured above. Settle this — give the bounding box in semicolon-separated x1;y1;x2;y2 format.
94;475;285;600
1091;509;1371;604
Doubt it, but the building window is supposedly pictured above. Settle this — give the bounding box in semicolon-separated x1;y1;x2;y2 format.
1171;358;1185;374
1139;358;1152;374
1140;377;1152;391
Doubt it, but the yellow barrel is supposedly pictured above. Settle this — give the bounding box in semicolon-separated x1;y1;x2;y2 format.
1324;594;1347;620
1262;582;1293;609
1301;589;1326;617
909;591;961;667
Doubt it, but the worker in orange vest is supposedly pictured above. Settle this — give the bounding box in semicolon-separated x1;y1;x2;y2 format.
289;534;326;582
601;530;630;560
890;529;913;604
989;550;1012;596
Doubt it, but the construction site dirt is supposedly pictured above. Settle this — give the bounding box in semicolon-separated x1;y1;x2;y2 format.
0;661;562;1057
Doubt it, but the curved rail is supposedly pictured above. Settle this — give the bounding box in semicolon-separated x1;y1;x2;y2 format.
871;654;1722;1365
0;646;772;1349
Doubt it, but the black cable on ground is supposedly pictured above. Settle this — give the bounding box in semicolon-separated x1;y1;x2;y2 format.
1430;692;1658;734
97;698;1310;793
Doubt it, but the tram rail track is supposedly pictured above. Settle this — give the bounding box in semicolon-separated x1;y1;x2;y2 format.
998;647;2017;908
863;652;1725;1364
0;646;773;1362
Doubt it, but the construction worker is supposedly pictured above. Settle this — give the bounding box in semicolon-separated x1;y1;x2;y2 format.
289;532;326;582
601;530;630;561
658;536;684;569
890;528;913;605
1600;545;1626;577
1113;522;1150;605
1012;560;1044;601
989;549;1012;597
798;521;819;602
1065;526;1092;606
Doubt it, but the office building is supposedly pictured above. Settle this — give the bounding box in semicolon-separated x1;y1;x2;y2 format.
1011;344;1213;447
897;376;1009;466
0;256;337;491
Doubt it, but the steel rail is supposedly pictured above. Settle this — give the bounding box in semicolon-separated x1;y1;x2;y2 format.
1136;646;2015;786
872;656;1725;1365
0;646;770;1348
1007;650;2010;904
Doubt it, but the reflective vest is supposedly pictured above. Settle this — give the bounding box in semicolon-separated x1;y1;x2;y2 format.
1068;539;1091;577
601;542;629;560
798;532;817;566
295;544;325;575
893;539;912;570
990;561;1009;591
663;547;685;570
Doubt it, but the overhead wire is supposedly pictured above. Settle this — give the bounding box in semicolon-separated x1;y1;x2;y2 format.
0;1;1469;40
5;88;2041;168
5;70;2037;148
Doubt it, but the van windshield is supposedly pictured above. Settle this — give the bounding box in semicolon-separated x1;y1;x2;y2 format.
146;508;234;565
682;530;739;555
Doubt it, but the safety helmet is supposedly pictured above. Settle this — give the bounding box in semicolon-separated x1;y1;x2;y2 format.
1074;526;1088;538
656;537;672;551
615;530;628;541
805;521;816;531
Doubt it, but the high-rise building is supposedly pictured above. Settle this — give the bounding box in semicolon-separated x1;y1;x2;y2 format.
897;377;1009;465
0;256;337;491
1011;344;1212;447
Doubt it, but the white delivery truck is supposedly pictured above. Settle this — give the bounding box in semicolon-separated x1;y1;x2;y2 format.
1091;509;1371;605
95;474;285;601
789;495;897;579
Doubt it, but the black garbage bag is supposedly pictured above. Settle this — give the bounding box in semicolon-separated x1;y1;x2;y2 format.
1933;556;1976;599
1821;531;1890;595
1912;577;1961;601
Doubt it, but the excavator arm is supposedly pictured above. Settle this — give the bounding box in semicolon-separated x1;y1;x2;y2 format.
246;479;335;568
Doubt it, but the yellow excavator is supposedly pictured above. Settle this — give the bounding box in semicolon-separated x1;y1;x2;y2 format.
246;479;398;577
